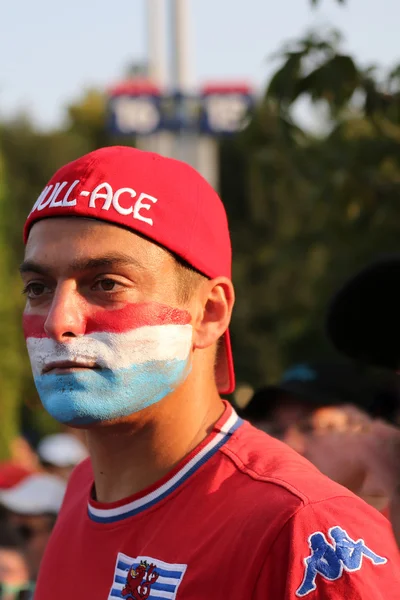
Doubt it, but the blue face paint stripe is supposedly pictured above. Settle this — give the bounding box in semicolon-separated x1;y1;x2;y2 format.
34;358;190;426
88;417;243;524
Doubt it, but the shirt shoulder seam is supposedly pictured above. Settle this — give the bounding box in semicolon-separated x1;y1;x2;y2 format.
220;442;354;507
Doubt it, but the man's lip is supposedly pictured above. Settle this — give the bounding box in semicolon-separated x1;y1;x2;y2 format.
42;361;99;374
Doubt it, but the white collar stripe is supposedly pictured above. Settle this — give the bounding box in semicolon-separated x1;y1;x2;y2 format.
88;411;242;524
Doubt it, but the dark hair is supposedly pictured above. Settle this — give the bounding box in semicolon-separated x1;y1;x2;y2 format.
171;253;207;303
0;521;25;552
237;386;278;422
368;387;400;424
239;377;400;426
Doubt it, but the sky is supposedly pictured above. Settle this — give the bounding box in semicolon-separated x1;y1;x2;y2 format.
0;0;399;129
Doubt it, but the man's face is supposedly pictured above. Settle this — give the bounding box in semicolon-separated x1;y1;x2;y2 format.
21;218;198;427
283;405;369;492
9;514;54;581
0;547;29;592
250;395;313;440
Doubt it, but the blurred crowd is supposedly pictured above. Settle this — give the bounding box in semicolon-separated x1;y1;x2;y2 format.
236;360;400;546
0;433;88;599
1;360;400;598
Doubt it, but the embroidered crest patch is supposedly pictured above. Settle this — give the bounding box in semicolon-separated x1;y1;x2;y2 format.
108;553;187;600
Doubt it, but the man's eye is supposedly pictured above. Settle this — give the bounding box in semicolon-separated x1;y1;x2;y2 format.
23;283;50;298
93;279;120;292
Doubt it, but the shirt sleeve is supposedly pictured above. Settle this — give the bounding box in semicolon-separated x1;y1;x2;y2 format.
254;495;400;599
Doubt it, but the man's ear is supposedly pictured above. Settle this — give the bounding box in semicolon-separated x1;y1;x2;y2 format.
192;277;234;350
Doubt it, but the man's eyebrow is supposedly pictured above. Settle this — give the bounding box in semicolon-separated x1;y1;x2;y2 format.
19;253;144;275
19;260;51;276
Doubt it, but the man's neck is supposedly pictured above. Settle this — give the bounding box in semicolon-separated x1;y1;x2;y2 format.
85;385;225;504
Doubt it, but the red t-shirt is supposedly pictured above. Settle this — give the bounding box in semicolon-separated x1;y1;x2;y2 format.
34;402;400;599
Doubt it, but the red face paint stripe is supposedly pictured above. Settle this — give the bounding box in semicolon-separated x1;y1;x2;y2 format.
23;302;191;339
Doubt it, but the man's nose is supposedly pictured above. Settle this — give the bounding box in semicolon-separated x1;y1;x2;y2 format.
44;284;86;341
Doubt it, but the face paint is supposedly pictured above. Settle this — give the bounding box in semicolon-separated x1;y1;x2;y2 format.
23;303;193;426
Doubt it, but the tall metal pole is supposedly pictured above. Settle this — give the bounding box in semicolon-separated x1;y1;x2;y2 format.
170;0;192;91
138;0;174;157
170;0;218;188
170;0;195;167
148;0;167;88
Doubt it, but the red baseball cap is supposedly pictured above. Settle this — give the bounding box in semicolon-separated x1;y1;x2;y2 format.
0;462;33;490
24;146;235;394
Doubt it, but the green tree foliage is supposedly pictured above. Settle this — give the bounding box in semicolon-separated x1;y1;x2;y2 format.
230;28;400;385
267;31;359;117
0;149;25;458
0;92;124;451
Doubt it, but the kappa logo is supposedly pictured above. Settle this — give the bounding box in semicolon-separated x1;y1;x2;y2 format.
108;553;187;600
296;526;387;597
30;181;158;226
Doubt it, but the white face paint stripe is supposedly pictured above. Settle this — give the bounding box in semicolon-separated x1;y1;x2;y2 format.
26;324;193;376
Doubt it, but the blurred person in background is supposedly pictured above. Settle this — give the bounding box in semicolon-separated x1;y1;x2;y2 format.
327;255;400;547
0;466;34;526
238;360;398;437
237;363;336;440
7;439;39;474
0;474;66;582
37;433;88;481
0;522;33;600
239;361;400;513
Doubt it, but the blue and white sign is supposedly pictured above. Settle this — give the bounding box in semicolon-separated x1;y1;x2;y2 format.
108;95;162;136
199;87;254;135
107;80;254;137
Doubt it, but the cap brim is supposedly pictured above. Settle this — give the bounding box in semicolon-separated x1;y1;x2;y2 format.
38;434;88;467
241;382;334;422
0;489;32;514
326;255;400;369
0;475;66;515
216;329;235;395
0;488;55;516
268;382;333;406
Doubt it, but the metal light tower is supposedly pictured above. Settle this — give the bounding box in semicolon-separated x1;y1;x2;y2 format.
169;0;218;186
170;0;192;91
108;1;253;191
140;0;173;157
147;0;168;88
